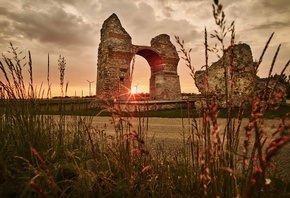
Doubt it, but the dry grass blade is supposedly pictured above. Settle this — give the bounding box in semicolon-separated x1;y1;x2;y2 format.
268;59;290;101
255;32;275;73
29;180;48;198
28;50;34;98
30;148;56;191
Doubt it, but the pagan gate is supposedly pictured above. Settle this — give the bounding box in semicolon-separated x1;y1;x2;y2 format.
96;13;181;101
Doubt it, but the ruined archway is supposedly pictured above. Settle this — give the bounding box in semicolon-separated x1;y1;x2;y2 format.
96;13;181;101
130;54;150;94
134;47;163;99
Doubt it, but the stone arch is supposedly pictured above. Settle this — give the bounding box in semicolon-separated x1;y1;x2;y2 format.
96;13;181;101
132;46;165;100
133;46;164;68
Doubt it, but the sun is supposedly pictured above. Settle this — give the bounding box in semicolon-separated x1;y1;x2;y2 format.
131;86;137;94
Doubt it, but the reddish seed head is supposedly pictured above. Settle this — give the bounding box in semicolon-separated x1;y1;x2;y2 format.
275;92;283;98
251;179;256;185
142;166;150;172
277;139;285;146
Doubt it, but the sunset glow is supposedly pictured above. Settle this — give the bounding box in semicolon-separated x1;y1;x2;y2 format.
131;86;137;94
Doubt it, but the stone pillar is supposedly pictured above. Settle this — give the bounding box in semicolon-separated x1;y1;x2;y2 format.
96;13;133;101
150;34;181;100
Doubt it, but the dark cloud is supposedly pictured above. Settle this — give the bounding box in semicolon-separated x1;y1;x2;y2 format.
261;0;290;12
10;7;95;47
0;0;99;50
103;1;201;47
0;20;12;49
248;21;289;31
225;0;290;25
0;20;9;27
0;7;21;47
163;6;174;18
0;6;8;15
155;0;203;3
15;9;93;45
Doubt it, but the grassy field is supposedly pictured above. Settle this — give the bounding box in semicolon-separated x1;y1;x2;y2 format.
1;97;290;197
30;100;290;118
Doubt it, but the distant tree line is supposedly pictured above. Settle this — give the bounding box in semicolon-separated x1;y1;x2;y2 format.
260;74;290;99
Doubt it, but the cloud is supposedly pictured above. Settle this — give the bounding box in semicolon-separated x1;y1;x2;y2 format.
261;0;290;12
103;1;201;48
0;19;12;42
6;7;96;47
248;21;289;31
225;0;290;29
0;6;8;15
162;6;174;18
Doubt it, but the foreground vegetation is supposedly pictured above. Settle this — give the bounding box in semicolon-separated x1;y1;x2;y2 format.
1;1;290;197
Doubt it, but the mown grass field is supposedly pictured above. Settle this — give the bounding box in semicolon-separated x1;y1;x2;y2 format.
25;98;290;119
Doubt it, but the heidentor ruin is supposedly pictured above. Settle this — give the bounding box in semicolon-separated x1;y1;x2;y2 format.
96;13;181;101
96;13;286;108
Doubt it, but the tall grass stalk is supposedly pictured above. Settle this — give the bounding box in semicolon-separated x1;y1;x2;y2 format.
0;44;92;197
175;0;290;197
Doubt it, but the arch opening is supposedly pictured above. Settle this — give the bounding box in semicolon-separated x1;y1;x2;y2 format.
130;47;166;100
130;55;150;95
135;48;164;68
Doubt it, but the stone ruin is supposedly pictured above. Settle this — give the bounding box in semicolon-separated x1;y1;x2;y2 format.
96;13;181;101
194;43;286;108
96;14;286;106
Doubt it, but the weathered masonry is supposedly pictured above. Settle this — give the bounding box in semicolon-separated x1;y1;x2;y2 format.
96;13;181;101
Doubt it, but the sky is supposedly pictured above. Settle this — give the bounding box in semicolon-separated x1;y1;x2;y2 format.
0;0;289;97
